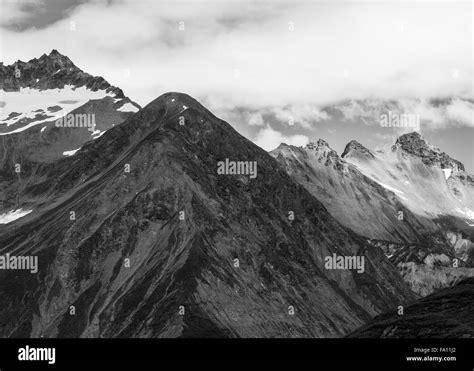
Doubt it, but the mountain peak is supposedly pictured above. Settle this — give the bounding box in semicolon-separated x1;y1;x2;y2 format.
303;138;343;167
0;50;128;100
305;138;331;151
341;140;374;159
392;132;465;171
393;131;428;151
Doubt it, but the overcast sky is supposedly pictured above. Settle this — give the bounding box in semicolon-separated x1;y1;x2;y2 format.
1;0;473;169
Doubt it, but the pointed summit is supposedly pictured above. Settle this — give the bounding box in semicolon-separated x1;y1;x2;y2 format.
393;132;464;171
341;140;374;160
392;131;429;153
0;50;136;101
0;89;415;338
305;138;331;151
303;139;343;168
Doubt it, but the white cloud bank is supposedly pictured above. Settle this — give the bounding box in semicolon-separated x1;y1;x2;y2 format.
254;125;309;151
0;0;472;138
2;1;472;102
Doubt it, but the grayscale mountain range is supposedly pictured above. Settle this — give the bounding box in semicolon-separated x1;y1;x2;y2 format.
0;51;473;339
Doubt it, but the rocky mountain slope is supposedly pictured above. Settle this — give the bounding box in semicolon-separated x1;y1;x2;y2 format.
271;140;438;243
349;277;474;338
0;92;416;338
272;134;474;296
0;50;141;217
343;132;474;224
0;50;140;156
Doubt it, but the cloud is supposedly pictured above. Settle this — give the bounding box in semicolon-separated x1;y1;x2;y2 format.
2;0;472;107
270;104;329;129
254;125;309;151
0;0;37;26
333;97;474;133
0;0;472;135
445;99;474;127
247;112;265;127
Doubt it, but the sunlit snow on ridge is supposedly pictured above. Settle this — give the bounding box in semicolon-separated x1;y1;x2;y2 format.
117;102;138;113
0;209;32;224
442;168;452;180
63;148;80;156
0;86;116;135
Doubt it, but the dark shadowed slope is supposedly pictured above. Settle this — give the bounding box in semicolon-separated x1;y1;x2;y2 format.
0;92;415;338
349;277;474;338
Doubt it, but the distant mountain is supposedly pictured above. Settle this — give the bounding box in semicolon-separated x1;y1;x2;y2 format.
271;139;438;243
0;49;140;135
343;132;474;227
272;133;474;296
391;132;464;171
1;49;127;96
0;92;415;338
349;277;474;338
0;50;141;215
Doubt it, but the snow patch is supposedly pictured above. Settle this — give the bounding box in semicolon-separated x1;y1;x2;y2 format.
375;181;405;195
455;207;474;221
0;86;115;134
63;148;80;156
0;209;32;224
92;130;106;139
442;168;452;180
117;102;139;113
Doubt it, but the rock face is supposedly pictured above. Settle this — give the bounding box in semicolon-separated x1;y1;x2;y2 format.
304;139;342;168
271;140;439;243
0;51;142;214
273;133;474;296
341;140;375;160
392;132;465;172
368;237;474;296
0;92;416;338
349;277;474;338
1;49;129;99
0;49;140;137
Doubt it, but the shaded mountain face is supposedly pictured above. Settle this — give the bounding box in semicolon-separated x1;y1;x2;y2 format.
0;92;415;338
0;51;141;215
349;277;474;338
272;134;474;296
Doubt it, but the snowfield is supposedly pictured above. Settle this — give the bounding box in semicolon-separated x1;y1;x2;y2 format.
117;102;139;113
0;86;116;135
0;209;33;224
63;148;80;156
